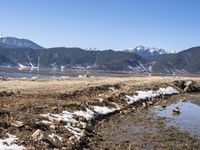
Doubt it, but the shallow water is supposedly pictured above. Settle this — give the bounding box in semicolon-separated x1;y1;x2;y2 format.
155;100;200;137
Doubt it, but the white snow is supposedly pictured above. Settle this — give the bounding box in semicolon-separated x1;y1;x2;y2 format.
18;63;27;68
73;108;94;120
92;103;121;115
98;98;104;102
98;94;105;97
109;87;117;92
126;86;179;104
40;104;121;139
148;65;152;72
125;46;176;56
40;86;178;141
48;133;62;141
41;108;94;139
41;120;52;124
0;134;25;150
93;106;116;115
158;87;179;95
137;61;147;71
41;111;84;139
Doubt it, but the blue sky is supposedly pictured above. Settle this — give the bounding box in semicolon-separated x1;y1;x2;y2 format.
1;0;200;51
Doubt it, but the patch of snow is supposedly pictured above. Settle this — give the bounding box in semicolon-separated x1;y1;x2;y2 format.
128;65;134;69
59;76;70;80
40;103;122;139
78;75;85;78
73;108;94;120
0;134;25;150
85;48;97;51
98;94;105;97
41;112;84;139
41;108;95;139
109;87;117;92
92;103;121;115
41;120;52;124
137;61;148;72
158;87;179;95
98;98;104;102
18;63;28;68
48;133;62;141
126;86;179;104
148;65;152;72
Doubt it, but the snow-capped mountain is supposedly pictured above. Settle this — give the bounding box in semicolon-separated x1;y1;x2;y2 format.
124;46;175;58
84;48;98;51
0;37;44;49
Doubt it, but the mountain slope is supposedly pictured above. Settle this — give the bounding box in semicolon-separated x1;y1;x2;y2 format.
150;46;200;74
0;47;147;71
39;48;147;71
0;47;42;66
0;37;44;49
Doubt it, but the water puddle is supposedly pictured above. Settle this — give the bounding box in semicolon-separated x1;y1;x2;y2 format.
154;100;200;137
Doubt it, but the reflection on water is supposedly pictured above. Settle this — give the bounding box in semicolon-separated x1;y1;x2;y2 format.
0;67;88;78
155;100;200;137
0;66;138;79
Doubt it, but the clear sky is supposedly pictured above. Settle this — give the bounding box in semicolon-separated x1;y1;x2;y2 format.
1;0;200;51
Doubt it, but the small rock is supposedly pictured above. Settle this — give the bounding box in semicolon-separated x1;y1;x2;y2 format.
31;129;44;141
85;123;94;132
148;101;154;105
172;107;180;115
173;80;199;92
184;81;197;92
142;102;147;108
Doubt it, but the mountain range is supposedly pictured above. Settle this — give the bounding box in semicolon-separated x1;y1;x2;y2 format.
124;46;175;58
0;36;199;75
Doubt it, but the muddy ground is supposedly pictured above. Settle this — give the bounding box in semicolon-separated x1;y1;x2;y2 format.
88;94;200;150
0;76;200;149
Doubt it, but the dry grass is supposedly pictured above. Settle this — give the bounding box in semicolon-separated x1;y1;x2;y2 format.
1;76;200;95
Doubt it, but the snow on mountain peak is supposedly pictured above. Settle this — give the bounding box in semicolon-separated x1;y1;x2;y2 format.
85;48;97;51
125;46;175;57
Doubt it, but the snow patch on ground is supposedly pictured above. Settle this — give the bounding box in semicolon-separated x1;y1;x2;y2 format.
93;106;116;115
48;133;62;141
73;108;94;120
41;111;85;139
0;134;25;150
109;87;117;92
41;104;121;139
126;86;179;104
40;86;178;141
92;103;121;115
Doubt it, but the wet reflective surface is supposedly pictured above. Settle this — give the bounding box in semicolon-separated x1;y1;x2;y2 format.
154;100;200;137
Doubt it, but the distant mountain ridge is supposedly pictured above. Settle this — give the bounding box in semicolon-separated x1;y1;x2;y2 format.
0;36;200;75
0;37;44;49
0;47;147;72
124;46;175;58
150;46;200;74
